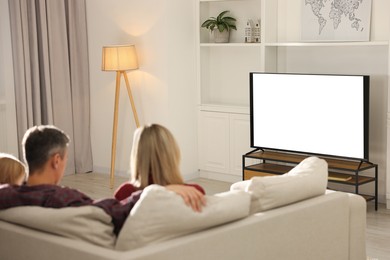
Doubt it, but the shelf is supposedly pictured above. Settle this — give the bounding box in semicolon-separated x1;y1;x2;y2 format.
199;104;249;114
244;163;376;185
245;163;292;175
327;172;375;185
359;194;375;202
264;41;388;47
200;43;262;47
245;150;305;164
242;149;378;210
245;150;376;172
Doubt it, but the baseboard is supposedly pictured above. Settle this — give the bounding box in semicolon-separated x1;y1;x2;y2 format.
183;171;200;181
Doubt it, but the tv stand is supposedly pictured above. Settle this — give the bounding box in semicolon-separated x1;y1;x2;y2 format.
242;149;378;210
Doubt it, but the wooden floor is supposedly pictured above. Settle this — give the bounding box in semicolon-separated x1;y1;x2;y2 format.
366;203;390;260
61;172;390;260
60;173;233;199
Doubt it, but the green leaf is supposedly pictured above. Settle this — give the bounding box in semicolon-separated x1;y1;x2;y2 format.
201;20;215;28
217;24;225;32
217;10;230;20
222;17;236;23
201;10;236;32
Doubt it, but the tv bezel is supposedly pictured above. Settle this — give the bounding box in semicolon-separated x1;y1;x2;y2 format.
249;72;370;161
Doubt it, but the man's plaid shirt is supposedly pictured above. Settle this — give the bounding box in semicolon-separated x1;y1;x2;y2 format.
0;184;142;235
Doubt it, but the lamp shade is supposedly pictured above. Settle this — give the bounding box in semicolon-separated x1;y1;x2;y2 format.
102;44;139;71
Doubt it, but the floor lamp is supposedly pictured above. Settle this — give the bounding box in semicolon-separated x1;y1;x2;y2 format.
102;44;139;188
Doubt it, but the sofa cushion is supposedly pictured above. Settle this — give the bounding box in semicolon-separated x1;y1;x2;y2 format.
231;156;328;213
0;205;115;248
115;184;251;251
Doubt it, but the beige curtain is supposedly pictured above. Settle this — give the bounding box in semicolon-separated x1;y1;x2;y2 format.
8;0;92;174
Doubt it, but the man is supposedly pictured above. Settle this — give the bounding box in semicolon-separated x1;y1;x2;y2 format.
0;125;205;235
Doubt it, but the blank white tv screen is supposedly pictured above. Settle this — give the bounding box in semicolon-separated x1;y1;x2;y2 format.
250;73;369;160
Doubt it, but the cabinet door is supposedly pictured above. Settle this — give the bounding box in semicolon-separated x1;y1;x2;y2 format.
198;111;230;174
229;114;252;175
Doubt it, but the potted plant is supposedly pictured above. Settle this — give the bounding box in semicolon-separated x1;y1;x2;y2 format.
201;10;237;43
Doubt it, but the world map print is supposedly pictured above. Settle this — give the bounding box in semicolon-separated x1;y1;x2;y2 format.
301;0;372;42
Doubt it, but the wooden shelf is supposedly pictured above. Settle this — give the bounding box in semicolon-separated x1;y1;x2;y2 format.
245;150;375;171
245;150;306;164
327;172;375;185
245;163;292;174
244;164;375;185
360;194;376;202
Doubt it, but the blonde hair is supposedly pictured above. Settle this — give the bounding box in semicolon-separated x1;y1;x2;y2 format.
0;153;26;185
130;124;184;189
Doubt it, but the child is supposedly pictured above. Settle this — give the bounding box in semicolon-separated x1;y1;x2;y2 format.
0;153;26;185
115;124;205;201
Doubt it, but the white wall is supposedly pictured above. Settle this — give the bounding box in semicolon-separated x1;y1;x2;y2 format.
86;0;199;179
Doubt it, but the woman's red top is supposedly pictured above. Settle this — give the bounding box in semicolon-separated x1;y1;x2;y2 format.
114;182;206;201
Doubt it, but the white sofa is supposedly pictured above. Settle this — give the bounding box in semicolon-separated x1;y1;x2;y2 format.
0;157;367;260
0;191;366;260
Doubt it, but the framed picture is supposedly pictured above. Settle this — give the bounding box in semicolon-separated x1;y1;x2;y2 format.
301;0;372;42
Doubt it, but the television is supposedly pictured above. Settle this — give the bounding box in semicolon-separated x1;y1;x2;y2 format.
250;72;370;161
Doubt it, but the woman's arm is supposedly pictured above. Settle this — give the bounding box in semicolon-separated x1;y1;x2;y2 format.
166;184;206;212
185;183;206;195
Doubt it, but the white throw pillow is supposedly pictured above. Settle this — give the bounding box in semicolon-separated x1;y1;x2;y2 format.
0;205;115;248
231;156;328;213
115;185;251;251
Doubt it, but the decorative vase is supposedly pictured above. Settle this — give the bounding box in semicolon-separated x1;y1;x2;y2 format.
213;30;230;43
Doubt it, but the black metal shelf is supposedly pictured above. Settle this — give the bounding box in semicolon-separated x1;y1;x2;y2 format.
243;149;378;210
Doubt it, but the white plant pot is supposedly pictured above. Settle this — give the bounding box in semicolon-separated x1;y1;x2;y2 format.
213;30;230;43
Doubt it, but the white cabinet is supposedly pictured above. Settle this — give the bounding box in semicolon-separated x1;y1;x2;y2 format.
198;110;251;182
198;111;230;175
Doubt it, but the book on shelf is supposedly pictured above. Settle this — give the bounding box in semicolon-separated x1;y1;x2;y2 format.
328;173;352;182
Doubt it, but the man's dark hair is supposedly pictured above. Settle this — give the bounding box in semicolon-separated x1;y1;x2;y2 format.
22;125;70;174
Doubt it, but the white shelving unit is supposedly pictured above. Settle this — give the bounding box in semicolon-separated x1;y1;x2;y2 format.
196;0;390;192
197;0;261;182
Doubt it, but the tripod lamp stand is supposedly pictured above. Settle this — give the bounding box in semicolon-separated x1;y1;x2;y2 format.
102;44;139;188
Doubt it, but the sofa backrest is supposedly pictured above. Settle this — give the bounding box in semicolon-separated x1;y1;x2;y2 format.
0;191;366;260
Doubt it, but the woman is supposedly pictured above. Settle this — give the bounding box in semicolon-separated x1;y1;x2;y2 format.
115;124;205;204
